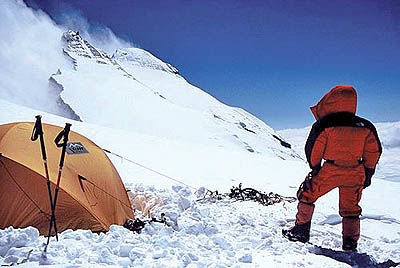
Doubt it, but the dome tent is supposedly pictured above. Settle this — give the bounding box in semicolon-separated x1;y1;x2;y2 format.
0;121;134;234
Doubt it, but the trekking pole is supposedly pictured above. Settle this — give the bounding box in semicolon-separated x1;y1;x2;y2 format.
30;116;59;243
45;123;71;245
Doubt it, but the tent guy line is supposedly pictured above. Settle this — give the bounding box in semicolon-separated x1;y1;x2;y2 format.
76;174;132;209
102;148;201;192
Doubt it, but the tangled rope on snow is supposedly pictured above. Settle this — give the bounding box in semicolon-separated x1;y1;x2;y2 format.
197;183;297;206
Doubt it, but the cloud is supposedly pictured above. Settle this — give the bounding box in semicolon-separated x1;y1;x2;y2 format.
55;7;135;54
0;0;134;118
0;0;68;115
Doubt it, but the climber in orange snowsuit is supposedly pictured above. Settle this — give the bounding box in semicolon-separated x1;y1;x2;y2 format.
283;86;382;251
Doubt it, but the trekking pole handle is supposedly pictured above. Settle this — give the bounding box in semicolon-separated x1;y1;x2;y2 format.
54;123;71;147
31;115;47;161
55;123;72;168
31;115;43;140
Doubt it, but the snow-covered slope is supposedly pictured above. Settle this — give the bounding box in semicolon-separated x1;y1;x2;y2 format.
0;99;305;194
51;30;298;160
1;0;298;161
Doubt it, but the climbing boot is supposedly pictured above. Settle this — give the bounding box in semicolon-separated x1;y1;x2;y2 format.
342;216;360;251
282;221;311;243
342;236;357;251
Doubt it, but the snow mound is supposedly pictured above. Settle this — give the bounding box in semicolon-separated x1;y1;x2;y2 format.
1;184;399;267
376;121;400;149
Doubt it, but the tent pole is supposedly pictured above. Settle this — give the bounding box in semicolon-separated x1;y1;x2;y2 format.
46;122;71;245
31;116;59;243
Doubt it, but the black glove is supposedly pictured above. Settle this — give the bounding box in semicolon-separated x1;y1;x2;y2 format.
363;167;375;189
301;171;314;192
310;164;321;177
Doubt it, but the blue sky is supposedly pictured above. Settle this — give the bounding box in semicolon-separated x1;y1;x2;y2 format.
25;0;400;129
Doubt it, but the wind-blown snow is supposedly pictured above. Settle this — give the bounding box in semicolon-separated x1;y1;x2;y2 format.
0;0;68;117
0;0;134;120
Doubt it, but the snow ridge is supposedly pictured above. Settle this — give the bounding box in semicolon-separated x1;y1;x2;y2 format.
62;30;135;79
113;48;180;75
48;75;81;121
62;30;112;64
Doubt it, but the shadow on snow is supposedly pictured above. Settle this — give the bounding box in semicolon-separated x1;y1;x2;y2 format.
309;246;399;268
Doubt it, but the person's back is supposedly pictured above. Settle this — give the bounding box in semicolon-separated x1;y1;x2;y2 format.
283;86;382;251
323;126;371;161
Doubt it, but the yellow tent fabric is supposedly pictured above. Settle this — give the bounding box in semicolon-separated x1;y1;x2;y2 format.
0;122;134;234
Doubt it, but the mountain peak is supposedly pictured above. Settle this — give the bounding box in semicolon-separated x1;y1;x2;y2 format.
61;31;179;75
113;48;179;74
62;30;111;64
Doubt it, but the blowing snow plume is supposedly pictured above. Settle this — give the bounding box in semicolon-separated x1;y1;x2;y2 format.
0;0;132;120
55;7;134;55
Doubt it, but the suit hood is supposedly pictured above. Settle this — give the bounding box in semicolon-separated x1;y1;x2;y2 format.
311;86;357;120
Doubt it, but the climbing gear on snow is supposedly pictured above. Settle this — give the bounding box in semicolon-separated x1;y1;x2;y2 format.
123;213;168;233
198;183;296;207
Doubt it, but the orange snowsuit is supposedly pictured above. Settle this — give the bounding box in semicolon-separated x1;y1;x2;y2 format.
295;86;382;242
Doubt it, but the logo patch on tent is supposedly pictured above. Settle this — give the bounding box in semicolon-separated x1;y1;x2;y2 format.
67;142;89;155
